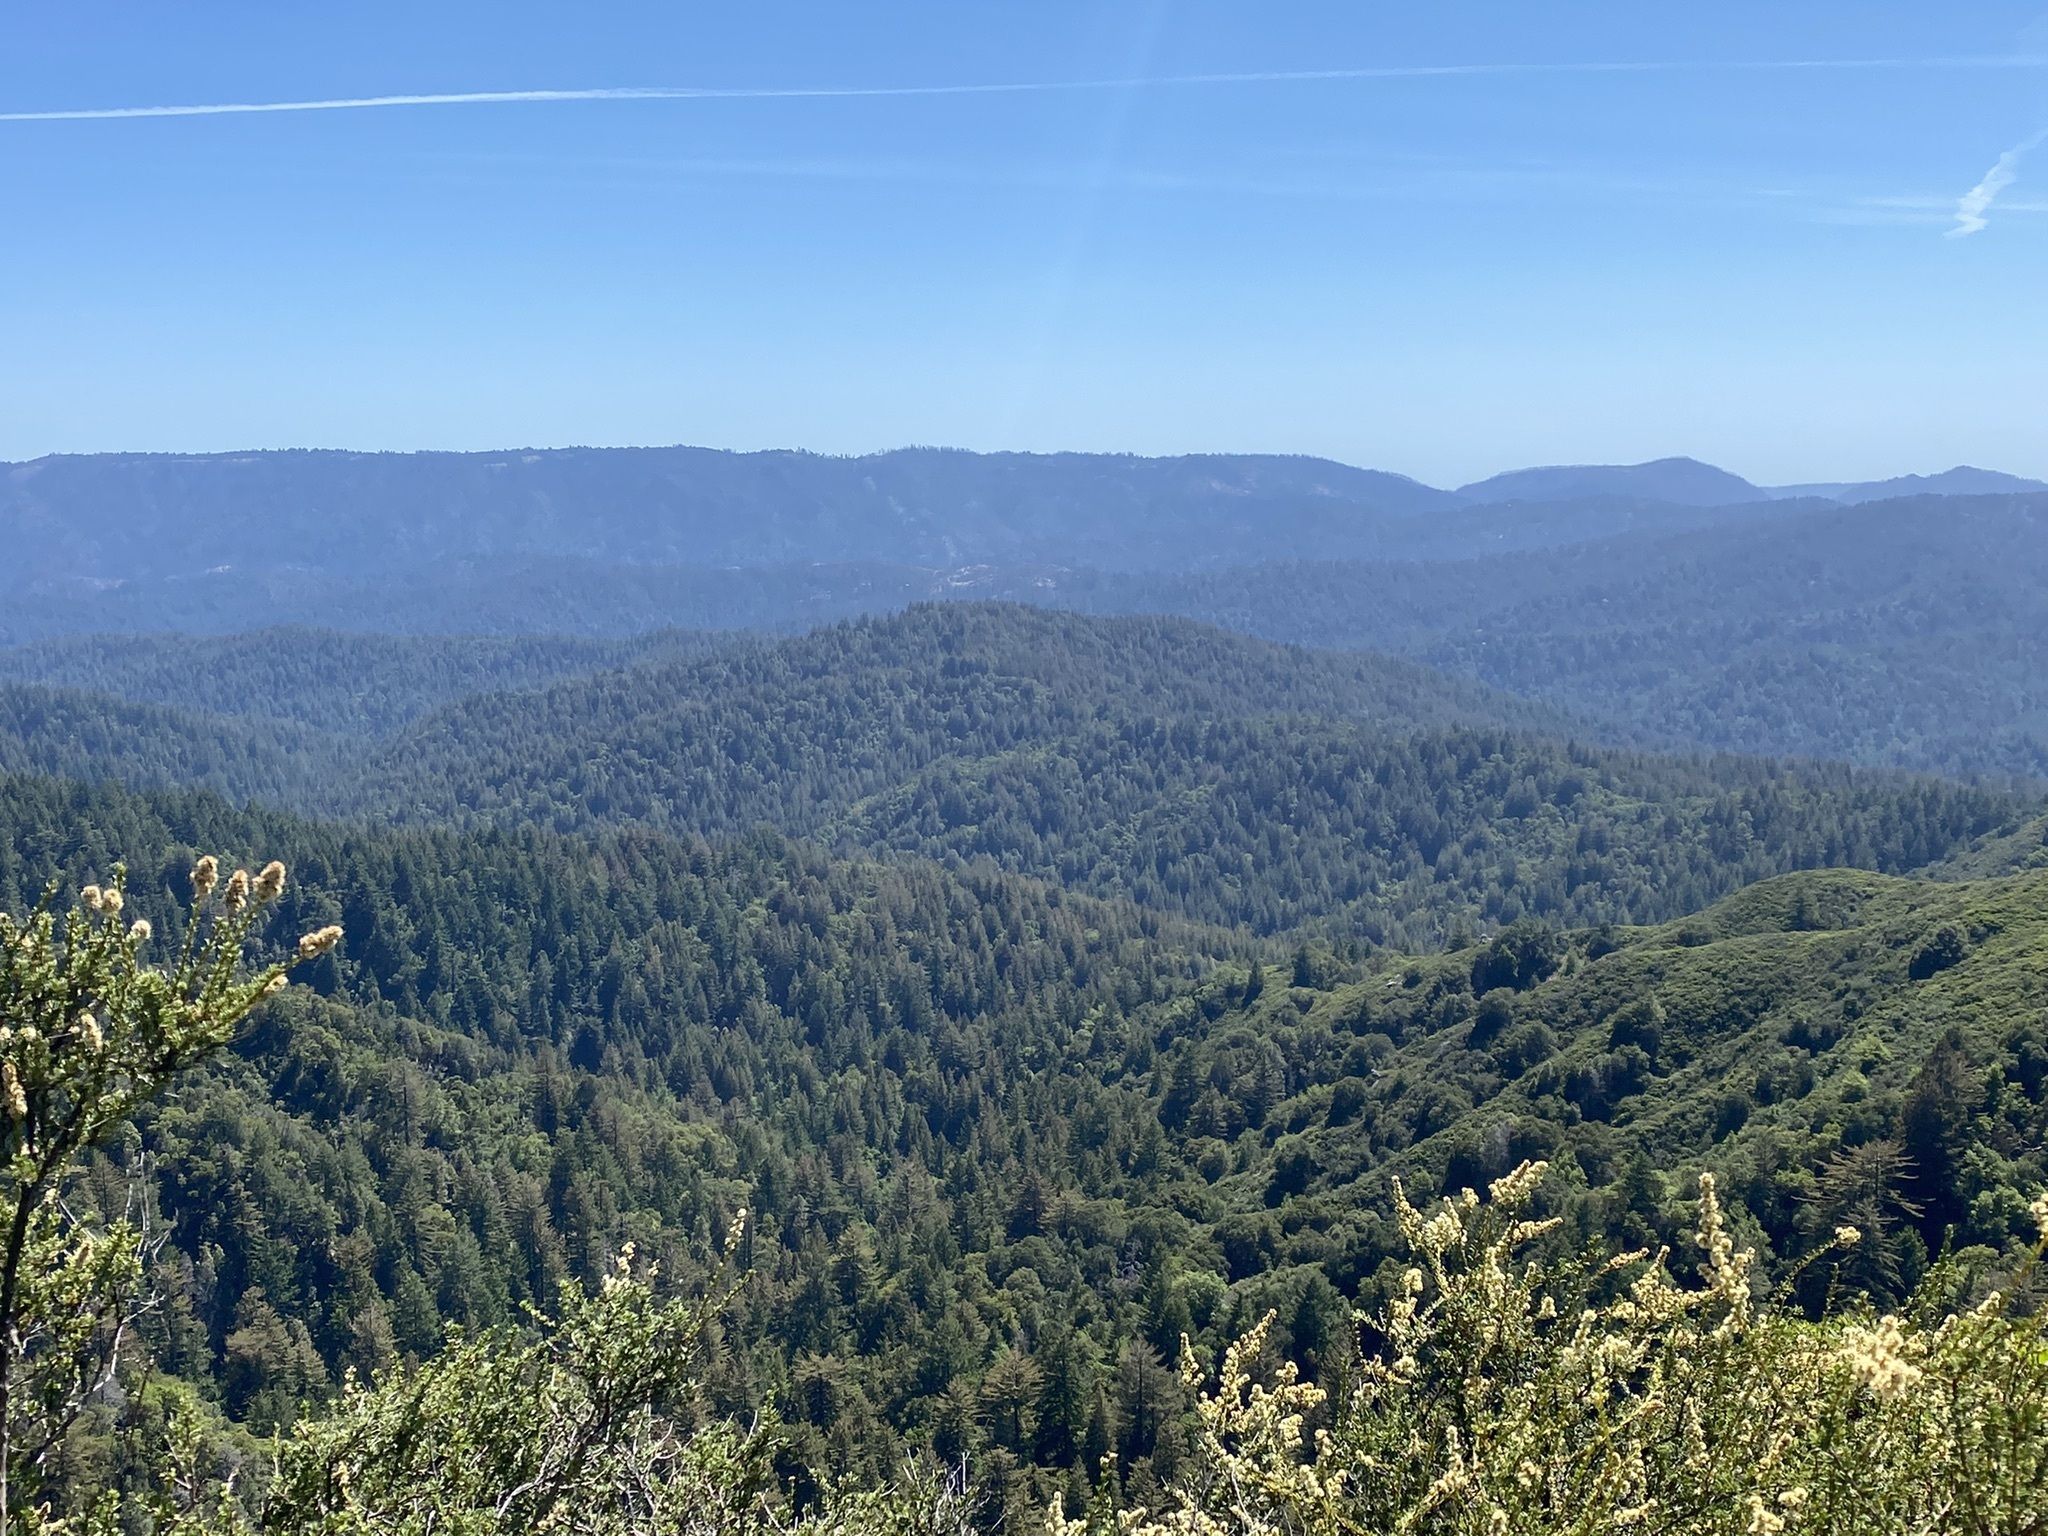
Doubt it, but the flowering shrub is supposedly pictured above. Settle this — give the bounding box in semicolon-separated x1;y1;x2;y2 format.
0;861;338;1533
1053;1165;2048;1536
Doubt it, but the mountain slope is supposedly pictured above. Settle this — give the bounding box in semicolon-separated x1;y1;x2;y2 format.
6;604;2020;943
1158;863;2048;1299
1058;492;2048;777
5;481;2045;782
0;445;1454;586
0;683;341;804
5;768;2041;1501
350;605;2031;941
0;627;731;735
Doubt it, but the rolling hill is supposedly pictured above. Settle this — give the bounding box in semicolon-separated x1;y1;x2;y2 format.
1136;860;2048;1305
0;605;2030;943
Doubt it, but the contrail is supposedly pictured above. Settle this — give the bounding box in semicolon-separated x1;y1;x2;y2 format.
2;56;2043;124
1948;126;2048;236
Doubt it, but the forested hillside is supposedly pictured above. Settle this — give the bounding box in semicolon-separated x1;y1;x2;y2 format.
8;481;2039;774
0;683;343;803
0;606;2028;945
3;451;2044;1530
1164;862;2048;1311
0;627;729;735
16;0;2048;1512
1063;492;2048;776
0;446;1453;584
316;605;2044;940
6;770;2043;1526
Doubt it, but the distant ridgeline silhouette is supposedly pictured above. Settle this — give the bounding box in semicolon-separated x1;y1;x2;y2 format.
4;445;2041;587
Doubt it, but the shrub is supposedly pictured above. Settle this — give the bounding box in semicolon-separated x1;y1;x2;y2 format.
1053;1165;2048;1536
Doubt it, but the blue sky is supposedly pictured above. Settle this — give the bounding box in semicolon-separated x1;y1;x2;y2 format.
3;2;2045;484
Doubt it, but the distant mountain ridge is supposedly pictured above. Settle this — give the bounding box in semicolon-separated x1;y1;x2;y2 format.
1456;456;2048;507
6;445;2044;778
1765;466;2048;503
4;446;2041;601
0;445;1455;585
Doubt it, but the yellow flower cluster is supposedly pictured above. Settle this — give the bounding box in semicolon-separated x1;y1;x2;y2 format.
80;883;123;916
254;859;287;903
1837;1315;1923;1400
297;925;344;961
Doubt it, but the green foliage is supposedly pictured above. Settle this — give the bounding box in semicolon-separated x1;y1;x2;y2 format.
0;857;334;1529
0;774;2037;1526
1171;866;2048;1313
0;629;727;739
0;588;2039;1527
246;1228;856;1536
0;687;336;809
8;608;2019;948
350;607;2026;944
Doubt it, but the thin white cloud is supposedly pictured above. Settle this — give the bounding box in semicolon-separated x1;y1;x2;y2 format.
2;56;2044;124
1948;126;2048;236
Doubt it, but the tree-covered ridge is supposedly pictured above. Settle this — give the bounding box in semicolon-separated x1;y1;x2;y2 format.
0;628;730;736
1059;492;2048;778
822;718;2022;941
6;481;2045;778
2;770;2042;1524
0;769;1238;1513
366;602;1569;780
355;605;2028;940
0;685;342;806
1907;810;2048;880
10;482;2044;786
0;606;2028;944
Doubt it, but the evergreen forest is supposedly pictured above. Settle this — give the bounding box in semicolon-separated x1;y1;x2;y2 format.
0;452;2044;1532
